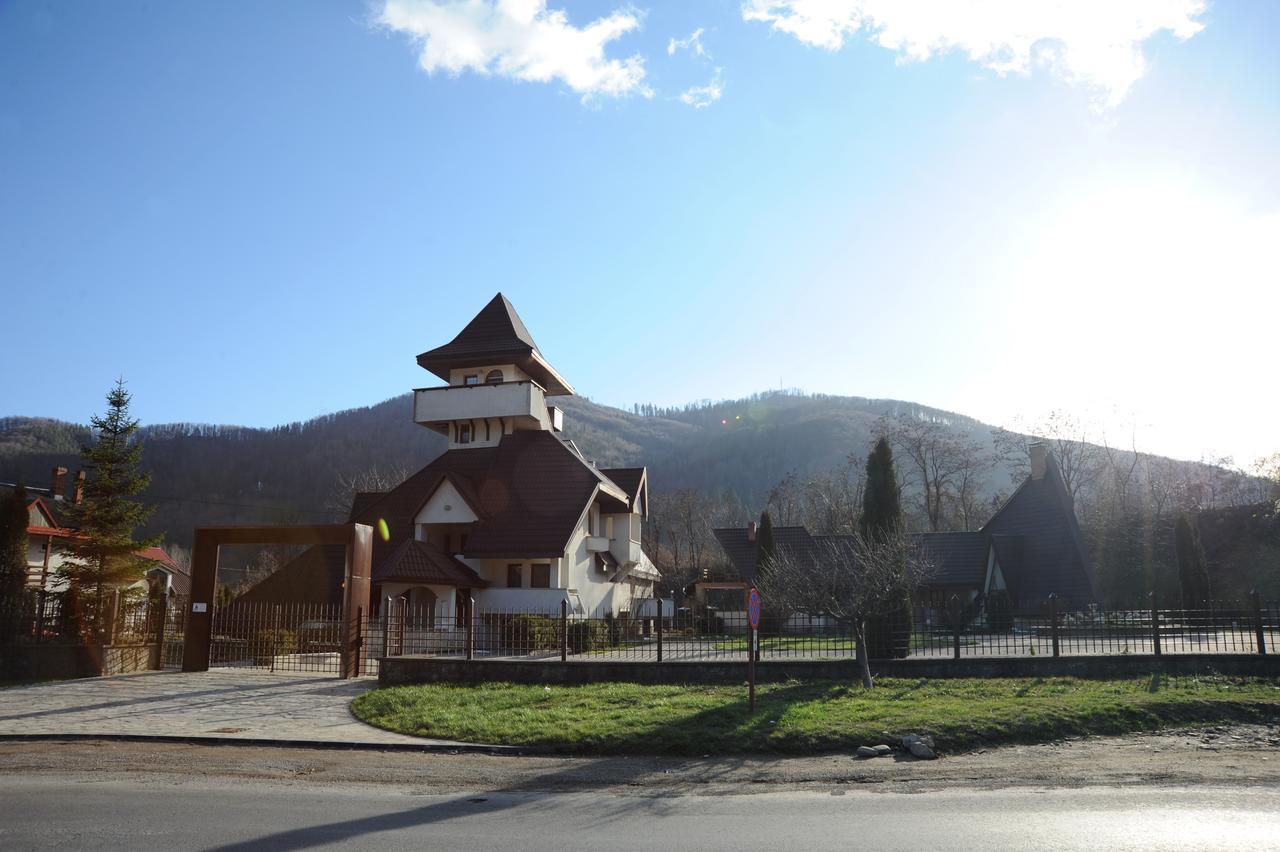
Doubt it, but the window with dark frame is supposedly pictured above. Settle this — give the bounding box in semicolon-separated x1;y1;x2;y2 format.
457;422;472;443
485;369;504;383
463;374;479;385
531;563;551;588
507;564;522;588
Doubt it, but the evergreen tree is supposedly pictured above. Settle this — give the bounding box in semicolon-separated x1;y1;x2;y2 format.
754;510;776;584
1;483;30;631
859;437;902;542
59;380;160;633
859;437;911;659
1174;513;1211;609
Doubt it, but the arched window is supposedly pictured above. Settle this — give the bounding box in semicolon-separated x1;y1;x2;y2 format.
484;369;504;384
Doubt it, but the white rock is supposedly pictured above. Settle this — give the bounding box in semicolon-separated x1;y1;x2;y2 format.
856;746;878;758
909;741;937;760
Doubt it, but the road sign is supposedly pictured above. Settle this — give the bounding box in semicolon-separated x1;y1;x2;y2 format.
747;587;761;630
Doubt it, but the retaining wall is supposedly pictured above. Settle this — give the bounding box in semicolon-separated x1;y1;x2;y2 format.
0;643;161;681
379;653;1280;686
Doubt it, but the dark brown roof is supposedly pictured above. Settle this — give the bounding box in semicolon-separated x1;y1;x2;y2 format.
915;532;989;587
375;539;487;587
415;293;574;395
712;525;816;583
352;430;607;562
348;491;387;523
599;467;646;513
233;545;348;607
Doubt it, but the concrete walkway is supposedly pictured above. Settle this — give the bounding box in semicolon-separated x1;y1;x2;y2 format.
0;669;475;749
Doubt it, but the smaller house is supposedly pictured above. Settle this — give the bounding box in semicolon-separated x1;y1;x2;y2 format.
709;444;1096;617
1;466;187;598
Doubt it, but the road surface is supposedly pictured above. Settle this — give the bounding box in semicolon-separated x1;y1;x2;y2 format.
1;775;1278;850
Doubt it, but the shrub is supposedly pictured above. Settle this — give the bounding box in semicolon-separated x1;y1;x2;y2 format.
864;592;912;659
567;619;610;653
504;615;558;652
252;628;296;663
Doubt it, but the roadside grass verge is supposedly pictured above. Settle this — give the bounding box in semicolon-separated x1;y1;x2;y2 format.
351;675;1280;755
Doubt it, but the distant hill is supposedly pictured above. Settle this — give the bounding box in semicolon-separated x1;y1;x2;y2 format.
0;391;1018;548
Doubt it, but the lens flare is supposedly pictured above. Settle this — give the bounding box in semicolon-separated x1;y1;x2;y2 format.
377;518;390;541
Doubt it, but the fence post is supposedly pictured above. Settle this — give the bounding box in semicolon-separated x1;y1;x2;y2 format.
560;599;569;662
154;594;170;669
1049;595;1060;658
353;606;363;676
271;603;281;672
656;598;663;663
466;596;475;661
1149;592;1161;657
34;590;46;644
381;597;392;658
950;594;961;661
1252;589;1267;656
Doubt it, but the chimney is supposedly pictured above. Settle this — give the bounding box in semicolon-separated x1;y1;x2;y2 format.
50;466;68;500
747;521;757;543
1029;443;1048;480
73;470;86;504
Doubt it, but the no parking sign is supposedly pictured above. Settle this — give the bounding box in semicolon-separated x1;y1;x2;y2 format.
747;587;761;630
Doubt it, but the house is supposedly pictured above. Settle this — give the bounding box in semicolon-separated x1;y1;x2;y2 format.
709;444;1095;616
0;467;188;598
239;293;659;619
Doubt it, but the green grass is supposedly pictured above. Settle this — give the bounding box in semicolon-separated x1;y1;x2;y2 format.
351;675;1280;755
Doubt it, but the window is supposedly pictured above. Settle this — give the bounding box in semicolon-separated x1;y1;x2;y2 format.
605;516;614;539
457;423;472;444
485;369;504;384
507;564;522;588
463;374;479;385
531;564;551;588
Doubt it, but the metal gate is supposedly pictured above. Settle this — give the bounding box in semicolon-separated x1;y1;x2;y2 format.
204;600;374;675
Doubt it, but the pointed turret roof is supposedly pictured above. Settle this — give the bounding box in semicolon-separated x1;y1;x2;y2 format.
416;293;574;395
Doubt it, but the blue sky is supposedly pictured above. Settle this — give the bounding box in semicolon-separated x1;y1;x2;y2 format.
2;1;1276;466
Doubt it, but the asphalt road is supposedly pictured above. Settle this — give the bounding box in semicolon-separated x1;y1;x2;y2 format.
2;776;1278;851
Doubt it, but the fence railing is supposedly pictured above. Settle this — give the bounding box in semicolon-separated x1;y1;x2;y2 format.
371;592;1278;665
0;590;172;648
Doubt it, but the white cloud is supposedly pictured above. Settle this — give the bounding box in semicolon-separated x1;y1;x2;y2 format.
741;0;1207;107
378;0;652;102
679;69;723;108
668;27;710;59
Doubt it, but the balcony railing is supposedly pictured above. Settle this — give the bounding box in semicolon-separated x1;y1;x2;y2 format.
413;380;547;427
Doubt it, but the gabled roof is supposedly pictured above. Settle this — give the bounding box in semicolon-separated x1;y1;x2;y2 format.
915;531;989;587
599;467;646;514
348;491;387;523
233;545;348;607
352;429;610;562
711;525;816;584
415;293;574;396
375;539;488;587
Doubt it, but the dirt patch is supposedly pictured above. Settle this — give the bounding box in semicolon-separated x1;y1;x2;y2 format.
1;722;1278;796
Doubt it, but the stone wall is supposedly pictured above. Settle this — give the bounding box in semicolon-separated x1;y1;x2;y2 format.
0;643;161;682
379;653;1280;686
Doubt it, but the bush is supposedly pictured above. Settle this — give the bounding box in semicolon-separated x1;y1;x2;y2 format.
864;593;912;659
567;619;610;653
252;628;296;663
985;590;1014;632
504;615;558;652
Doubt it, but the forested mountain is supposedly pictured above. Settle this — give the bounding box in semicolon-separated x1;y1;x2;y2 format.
2;391;1275;603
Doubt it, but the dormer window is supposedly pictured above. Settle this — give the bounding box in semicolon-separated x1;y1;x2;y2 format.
463;374;479;386
485;369;504;384
457;423;472;444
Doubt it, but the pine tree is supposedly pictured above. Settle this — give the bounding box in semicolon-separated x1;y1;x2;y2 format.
1174;513;1211;610
1;483;30;632
754;510;776;584
59;380;160;633
859;436;911;659
859;437;902;542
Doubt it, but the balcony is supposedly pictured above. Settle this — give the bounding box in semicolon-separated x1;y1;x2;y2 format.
610;538;642;566
413;380;547;431
585;536;610;553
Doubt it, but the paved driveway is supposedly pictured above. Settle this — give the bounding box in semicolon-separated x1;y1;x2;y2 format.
0;670;456;748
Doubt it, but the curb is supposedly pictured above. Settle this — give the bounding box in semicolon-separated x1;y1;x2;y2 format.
0;732;551;756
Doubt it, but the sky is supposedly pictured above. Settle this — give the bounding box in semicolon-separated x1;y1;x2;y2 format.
1;1;1277;467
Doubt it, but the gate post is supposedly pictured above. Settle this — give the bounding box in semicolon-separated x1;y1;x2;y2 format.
1252;590;1267;656
1150;592;1162;657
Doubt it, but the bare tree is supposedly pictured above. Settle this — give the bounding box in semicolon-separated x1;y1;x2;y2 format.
993;411;1104;505
798;455;865;536
325;464;411;516
882;414;989;531
758;531;934;688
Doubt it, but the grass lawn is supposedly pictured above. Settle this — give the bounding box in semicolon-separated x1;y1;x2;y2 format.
351;675;1280;755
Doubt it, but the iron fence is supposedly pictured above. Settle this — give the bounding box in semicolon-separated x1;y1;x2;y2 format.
0;590;170;647
370;592;1278;665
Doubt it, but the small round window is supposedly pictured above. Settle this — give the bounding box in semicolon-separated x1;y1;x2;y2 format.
484;370;504;384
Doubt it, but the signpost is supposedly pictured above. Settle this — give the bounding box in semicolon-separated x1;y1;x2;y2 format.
747;587;761;715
